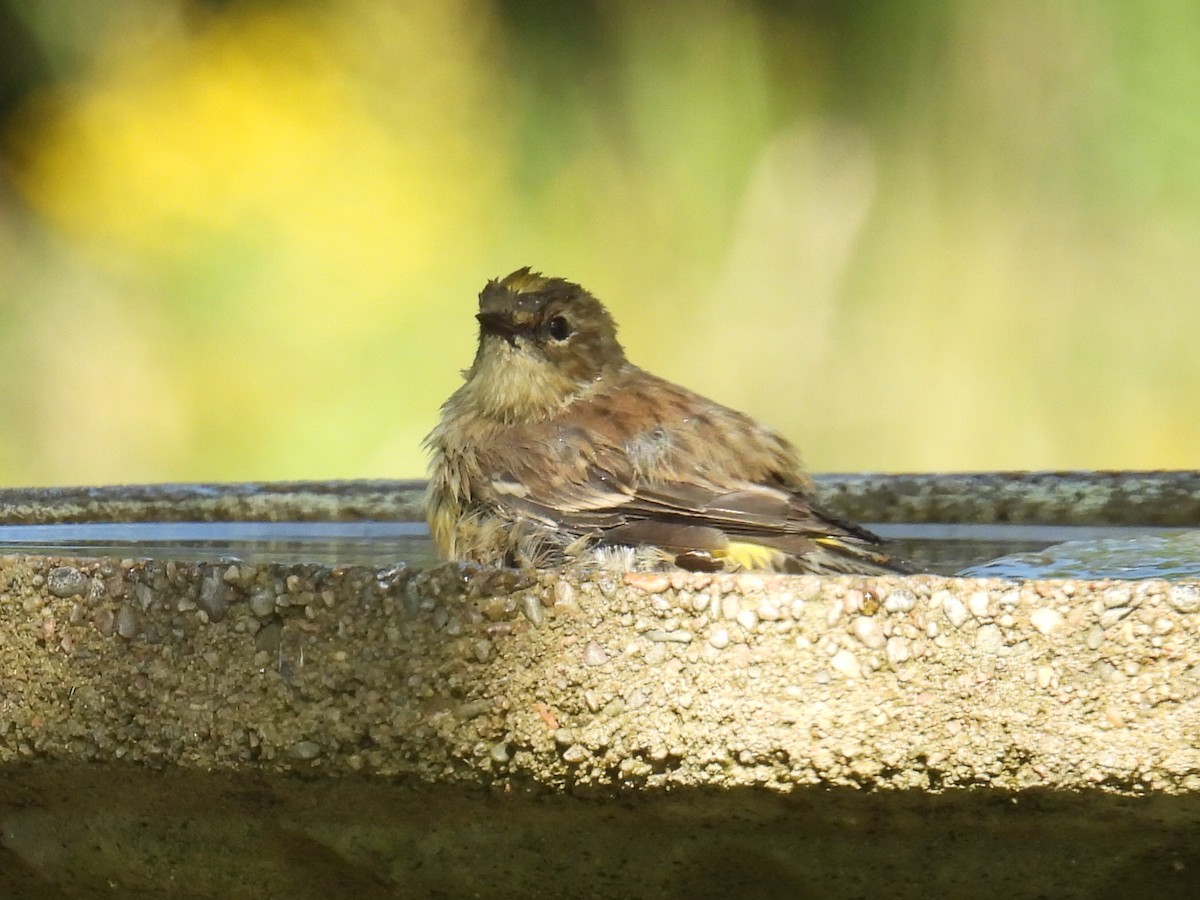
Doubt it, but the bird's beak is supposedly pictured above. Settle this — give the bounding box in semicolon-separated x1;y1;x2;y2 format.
476;311;520;346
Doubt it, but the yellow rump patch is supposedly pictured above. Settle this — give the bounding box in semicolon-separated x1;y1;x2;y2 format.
722;541;785;572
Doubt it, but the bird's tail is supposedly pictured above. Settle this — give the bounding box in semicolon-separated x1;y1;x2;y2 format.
798;534;912;575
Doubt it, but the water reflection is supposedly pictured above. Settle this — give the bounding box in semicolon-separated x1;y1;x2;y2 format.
954;531;1200;581
0;521;438;568
875;524;1200;578
0;521;1196;580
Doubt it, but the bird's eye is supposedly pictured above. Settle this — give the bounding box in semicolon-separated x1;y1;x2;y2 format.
547;315;572;341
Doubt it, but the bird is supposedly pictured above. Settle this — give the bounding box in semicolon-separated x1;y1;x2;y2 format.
424;267;907;575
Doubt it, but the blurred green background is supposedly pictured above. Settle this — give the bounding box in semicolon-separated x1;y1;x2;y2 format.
0;0;1197;487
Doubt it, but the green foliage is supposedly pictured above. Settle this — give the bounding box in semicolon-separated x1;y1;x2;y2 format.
0;0;1197;485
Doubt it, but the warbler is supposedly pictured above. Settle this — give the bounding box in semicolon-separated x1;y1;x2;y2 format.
424;268;907;575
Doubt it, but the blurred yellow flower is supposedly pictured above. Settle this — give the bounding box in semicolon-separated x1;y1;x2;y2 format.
12;1;511;340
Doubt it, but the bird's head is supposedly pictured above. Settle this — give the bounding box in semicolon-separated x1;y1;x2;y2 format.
462;268;626;422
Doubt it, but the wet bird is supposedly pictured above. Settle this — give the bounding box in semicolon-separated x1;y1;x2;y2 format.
425;268;907;574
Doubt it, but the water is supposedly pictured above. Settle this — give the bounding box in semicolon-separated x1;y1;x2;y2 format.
951;530;1200;580
875;524;1200;579
0;520;1197;579
0;521;440;568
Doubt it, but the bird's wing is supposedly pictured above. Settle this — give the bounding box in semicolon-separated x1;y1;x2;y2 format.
484;448;882;555
474;372;901;572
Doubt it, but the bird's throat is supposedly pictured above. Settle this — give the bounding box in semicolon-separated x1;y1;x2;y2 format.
464;342;584;424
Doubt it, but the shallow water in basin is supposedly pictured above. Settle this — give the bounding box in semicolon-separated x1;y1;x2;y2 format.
952;530;1200;580
877;524;1200;579
0;521;437;568
0;521;1197;579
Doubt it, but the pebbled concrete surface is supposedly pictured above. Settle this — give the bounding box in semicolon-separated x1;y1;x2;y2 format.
2;549;1200;896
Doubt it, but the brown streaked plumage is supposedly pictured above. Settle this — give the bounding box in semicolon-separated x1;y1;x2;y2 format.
424;268;908;574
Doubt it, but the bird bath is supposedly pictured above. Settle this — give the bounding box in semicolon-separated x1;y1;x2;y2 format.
1;473;1199;898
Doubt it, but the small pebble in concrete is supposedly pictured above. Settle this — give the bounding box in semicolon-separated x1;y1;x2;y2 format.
737;574;765;593
473;639;494;663
520;593;545;628
626;573;670;594
255;621;282;654
1168;584;1200;613
829;649;862;679
582;641;609;666
289;741;321;760
975;624;1005;654
645;629;693;644
708;628;730;650
885;636;910;666
884;590;916;613
248;588;275;618
562;744;589;765
1030;608;1063;635
93;607;115;637
552;581;575;607
1099;607;1132;628
825;598;844;626
721;595;740;621
942;594;969;628
134;582;155;610
1102;586;1131;609
47;566;88;598
852;616;886;650
843;590;864;615
116;604;140;639
968;592;991;619
456;700;491;720
197;573;229;623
